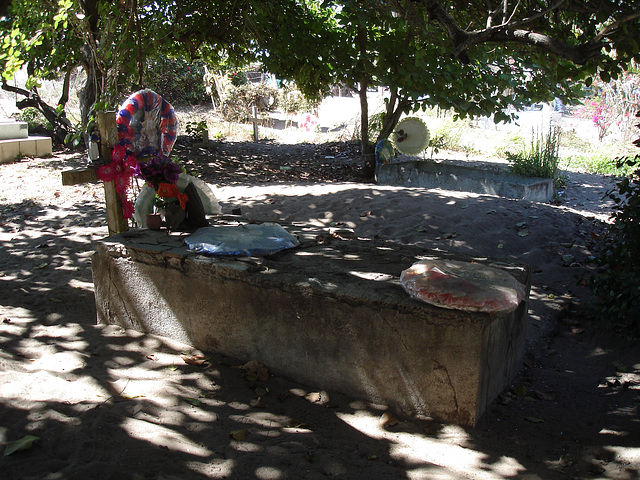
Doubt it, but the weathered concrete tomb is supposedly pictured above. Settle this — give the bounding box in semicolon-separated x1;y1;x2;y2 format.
92;220;531;426
0;120;52;164
376;159;555;203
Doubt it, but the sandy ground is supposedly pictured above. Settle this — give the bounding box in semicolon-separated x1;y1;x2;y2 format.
1;139;639;479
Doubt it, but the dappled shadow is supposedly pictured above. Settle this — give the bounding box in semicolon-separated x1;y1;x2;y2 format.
1;144;637;479
215;182;606;331
173;139;363;185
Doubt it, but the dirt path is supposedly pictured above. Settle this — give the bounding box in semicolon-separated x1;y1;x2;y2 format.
1;142;638;479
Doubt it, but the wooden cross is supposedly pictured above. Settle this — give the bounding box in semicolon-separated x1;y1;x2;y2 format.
61;111;128;236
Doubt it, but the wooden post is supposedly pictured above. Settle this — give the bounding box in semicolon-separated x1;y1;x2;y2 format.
251;105;259;141
98;111;128;236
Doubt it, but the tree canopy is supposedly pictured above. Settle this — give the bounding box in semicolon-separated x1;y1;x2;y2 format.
1;0;639;171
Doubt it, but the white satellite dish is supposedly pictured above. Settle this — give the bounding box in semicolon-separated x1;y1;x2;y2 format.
392;117;429;156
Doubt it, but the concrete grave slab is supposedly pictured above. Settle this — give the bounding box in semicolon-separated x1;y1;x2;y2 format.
92;220;530;426
377;160;554;202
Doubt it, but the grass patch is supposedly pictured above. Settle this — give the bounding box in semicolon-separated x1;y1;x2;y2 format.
506;126;561;179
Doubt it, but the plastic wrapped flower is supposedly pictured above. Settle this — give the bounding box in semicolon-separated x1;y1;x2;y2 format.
156;182;189;210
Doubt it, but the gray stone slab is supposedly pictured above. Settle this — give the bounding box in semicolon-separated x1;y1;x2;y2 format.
92;221;531;426
376;160;555;202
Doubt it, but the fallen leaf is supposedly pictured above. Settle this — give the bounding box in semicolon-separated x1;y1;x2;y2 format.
4;435;40;456
230;430;247;441
167;365;178;371
444;232;457;239
534;389;557;401
517;230;530;237
512;385;528;397
242;360;269;381
486;209;497;214
524;416;544;423
34;263;48;269
415;226;426;232
379;411;399;427
305;391;330;404
184;397;202;407
497;243;504;249
516;222;526;228
360;210;372;217
119;394;145;400
560;242;573;248
181;354;208;366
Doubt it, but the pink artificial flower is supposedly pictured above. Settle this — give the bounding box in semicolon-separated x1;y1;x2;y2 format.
121;198;135;219
112;144;128;162
114;175;130;194
97;163;116;182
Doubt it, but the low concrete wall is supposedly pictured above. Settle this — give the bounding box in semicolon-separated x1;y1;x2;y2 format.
377;160;554;202
0;121;28;140
92;223;530;426
0;136;53;164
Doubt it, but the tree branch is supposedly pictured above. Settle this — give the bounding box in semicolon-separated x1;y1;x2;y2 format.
409;0;612;65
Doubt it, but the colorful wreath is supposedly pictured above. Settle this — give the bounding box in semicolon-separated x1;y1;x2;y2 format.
116;89;177;157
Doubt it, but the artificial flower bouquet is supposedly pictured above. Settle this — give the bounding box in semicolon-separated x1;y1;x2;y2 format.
97;143;189;226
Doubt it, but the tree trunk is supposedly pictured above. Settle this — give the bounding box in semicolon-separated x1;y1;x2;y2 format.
356;21;376;180
379;89;411;141
359;83;376;179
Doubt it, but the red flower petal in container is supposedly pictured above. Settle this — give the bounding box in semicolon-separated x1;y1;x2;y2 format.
177;192;189;210
156;182;176;198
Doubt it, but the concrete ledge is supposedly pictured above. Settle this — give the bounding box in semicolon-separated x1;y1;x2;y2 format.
92;222;531;426
0;136;53;163
0;121;28;140
376;160;554;202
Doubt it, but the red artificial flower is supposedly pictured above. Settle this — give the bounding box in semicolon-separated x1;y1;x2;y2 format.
177;191;189;210
156;182;179;198
97;163;116;182
156;182;188;209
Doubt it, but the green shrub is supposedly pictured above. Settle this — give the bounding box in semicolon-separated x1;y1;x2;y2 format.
588;113;640;336
184;120;208;140
220;83;279;123
12;107;51;131
277;85;319;118
144;56;209;105
428;117;466;156
563;151;636;176
507;126;561;179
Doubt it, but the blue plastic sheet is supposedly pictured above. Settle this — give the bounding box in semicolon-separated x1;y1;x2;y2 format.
185;223;299;257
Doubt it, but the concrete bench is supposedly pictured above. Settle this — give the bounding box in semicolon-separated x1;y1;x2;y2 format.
92;220;530;426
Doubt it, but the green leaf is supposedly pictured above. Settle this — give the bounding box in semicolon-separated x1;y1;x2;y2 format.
4;435;40;456
524;416;544;423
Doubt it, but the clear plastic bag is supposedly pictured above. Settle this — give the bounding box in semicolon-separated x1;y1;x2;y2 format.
185;223;299;257
400;259;525;313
